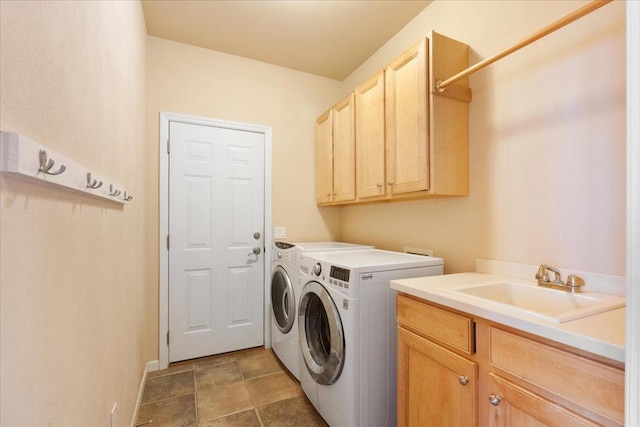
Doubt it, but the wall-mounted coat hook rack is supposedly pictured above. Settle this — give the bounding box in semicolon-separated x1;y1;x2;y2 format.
86;172;103;189
38;149;66;175
123;191;133;201
1;131;131;205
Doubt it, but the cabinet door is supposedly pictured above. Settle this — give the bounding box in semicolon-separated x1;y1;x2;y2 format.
385;38;429;195
398;327;476;427
487;374;598;427
332;94;356;202
316;109;333;204
356;71;385;199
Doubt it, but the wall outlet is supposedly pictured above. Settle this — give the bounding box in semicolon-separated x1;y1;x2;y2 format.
274;226;286;239
110;403;117;427
403;246;434;257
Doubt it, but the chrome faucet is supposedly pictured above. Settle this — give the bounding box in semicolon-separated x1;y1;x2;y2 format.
535;264;585;293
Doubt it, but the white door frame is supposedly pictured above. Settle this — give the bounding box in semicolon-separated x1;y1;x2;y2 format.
626;2;640;424
159;111;272;369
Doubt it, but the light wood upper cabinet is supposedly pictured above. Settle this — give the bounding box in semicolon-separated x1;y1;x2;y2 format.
315;109;333;204
428;31;471;196
315;94;355;204
332;94;356;202
316;31;470;206
355;71;386;199
385;38;429;195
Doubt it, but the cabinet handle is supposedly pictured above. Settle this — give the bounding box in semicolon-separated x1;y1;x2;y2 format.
488;394;502;406
458;376;469;386
388;181;394;186
377;183;382;189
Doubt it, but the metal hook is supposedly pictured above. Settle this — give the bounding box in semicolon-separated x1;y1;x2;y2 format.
38;149;66;175
123;191;133;201
86;172;103;189
109;184;121;197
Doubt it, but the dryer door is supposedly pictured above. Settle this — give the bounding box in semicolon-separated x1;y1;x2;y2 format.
271;265;295;333
298;280;345;385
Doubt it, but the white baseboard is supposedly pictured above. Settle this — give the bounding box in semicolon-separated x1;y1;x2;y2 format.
146;360;159;373
130;360;159;427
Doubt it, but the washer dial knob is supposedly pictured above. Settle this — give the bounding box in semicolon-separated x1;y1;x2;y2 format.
313;262;322;276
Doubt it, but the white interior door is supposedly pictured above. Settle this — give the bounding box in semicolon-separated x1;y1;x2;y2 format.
168;121;265;362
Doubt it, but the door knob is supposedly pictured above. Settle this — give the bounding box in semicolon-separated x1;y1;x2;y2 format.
248;247;261;256
253;232;261;239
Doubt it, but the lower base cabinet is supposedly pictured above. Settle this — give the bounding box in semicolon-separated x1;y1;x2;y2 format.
397;328;477;426
396;294;625;427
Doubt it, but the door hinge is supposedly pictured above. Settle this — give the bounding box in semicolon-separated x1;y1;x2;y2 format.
166;331;169;346
167;139;170;154
166;235;169;250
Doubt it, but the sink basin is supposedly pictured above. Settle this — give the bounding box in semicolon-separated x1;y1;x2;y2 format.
442;282;625;322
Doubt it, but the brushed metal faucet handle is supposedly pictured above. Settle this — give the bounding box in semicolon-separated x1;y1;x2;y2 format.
566;275;585;287
535;265;549;282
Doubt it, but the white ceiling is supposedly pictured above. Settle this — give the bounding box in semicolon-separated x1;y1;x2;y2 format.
141;0;431;81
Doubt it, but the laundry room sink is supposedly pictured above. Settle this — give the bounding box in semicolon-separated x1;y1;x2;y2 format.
442;281;625;323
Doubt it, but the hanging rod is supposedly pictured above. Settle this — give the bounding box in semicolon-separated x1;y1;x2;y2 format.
436;0;613;93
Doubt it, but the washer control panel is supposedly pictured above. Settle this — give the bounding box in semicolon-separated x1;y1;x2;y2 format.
299;255;355;296
327;265;351;295
330;266;350;282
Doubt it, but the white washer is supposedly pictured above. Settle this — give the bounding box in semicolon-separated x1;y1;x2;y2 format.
297;249;444;427
270;242;373;380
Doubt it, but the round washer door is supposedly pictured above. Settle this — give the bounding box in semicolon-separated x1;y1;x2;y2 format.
298;280;345;385
271;265;295;333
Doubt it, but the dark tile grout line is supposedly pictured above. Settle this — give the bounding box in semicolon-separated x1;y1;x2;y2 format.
139;349;302;425
197;360;283;425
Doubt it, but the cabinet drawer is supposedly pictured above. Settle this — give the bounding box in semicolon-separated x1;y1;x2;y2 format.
489;328;624;425
397;294;474;354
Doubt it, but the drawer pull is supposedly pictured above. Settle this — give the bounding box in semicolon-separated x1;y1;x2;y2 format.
458;375;469;386
489;394;502;406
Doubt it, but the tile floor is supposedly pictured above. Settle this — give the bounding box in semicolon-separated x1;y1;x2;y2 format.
135;347;328;427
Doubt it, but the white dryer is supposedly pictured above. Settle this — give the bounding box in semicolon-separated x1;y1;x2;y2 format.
270;242;372;381
297;249;444;427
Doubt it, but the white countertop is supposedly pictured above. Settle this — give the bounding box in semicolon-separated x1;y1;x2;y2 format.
391;272;626;363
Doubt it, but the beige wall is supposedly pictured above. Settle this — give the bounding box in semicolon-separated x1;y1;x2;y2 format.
339;0;626;276
145;36;345;309
0;1;150;425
